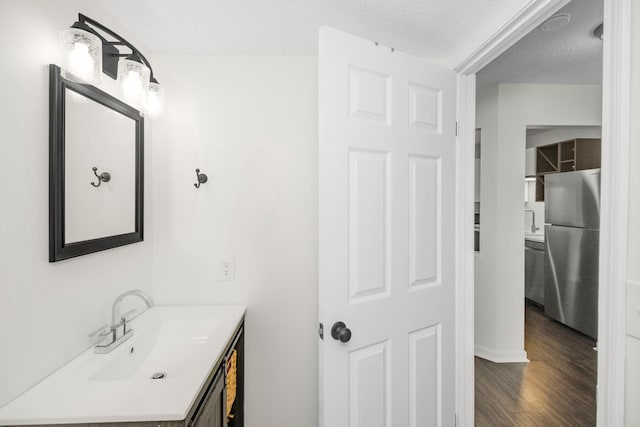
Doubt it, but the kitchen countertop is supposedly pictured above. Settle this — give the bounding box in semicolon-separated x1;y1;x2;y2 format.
0;305;246;426
525;232;545;243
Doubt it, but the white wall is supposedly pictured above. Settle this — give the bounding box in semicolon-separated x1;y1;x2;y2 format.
625;0;640;423
524;148;543;235
0;1;154;407
524;147;536;176
150;55;318;427
474;86;500;355
475;83;602;362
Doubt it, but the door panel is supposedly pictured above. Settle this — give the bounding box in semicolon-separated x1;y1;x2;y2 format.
409;84;442;132
349;341;391;427
349;149;391;302
409;324;441;427
349;67;391;123
409;155;440;288
319;26;456;427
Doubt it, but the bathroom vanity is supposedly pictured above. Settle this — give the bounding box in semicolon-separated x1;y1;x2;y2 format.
0;306;245;427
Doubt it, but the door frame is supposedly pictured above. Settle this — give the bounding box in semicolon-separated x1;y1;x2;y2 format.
453;0;631;426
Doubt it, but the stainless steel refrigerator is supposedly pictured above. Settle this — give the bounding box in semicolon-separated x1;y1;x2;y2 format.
544;169;600;339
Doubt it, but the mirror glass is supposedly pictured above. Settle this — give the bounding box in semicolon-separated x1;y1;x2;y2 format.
64;89;136;243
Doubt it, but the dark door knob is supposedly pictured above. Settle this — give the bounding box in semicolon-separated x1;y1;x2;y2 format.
331;321;352;343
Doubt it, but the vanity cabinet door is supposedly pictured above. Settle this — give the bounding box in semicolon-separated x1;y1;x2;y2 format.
191;366;225;427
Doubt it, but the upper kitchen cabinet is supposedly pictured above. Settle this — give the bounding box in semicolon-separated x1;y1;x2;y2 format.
535;138;601;201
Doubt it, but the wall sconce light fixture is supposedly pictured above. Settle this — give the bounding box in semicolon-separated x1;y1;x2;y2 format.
61;13;162;115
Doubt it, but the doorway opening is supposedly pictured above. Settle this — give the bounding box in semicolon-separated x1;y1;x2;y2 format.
471;0;603;424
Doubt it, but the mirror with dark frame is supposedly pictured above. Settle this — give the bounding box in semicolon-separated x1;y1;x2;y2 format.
49;64;144;262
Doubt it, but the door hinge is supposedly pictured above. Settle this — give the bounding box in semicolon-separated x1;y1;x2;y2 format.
319;322;324;340
455;121;459;136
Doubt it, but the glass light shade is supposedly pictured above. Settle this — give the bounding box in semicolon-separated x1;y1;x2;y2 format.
117;58;150;109
145;82;162;117
60;28;103;85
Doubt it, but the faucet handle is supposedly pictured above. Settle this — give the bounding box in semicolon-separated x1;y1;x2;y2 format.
119;309;138;336
88;324;112;338
120;309;137;323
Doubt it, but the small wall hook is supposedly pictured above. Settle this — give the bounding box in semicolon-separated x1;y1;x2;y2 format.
90;167;111;187
194;169;208;188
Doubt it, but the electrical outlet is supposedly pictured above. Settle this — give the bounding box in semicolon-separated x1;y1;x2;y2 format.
218;257;235;281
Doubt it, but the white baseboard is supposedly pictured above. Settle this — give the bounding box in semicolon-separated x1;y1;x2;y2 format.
475;345;529;363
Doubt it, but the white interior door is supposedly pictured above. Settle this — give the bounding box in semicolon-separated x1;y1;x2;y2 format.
319;27;457;427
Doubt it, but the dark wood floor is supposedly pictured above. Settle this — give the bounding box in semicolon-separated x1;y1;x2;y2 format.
475;302;597;426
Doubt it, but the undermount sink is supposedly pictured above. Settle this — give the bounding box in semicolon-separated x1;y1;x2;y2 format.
0;305;245;425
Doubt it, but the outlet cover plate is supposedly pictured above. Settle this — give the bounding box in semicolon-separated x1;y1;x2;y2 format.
218;257;235;281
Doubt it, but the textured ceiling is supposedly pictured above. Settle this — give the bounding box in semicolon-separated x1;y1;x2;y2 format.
477;0;603;88
97;0;531;63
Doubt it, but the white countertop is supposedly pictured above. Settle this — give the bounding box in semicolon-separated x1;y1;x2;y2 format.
524;232;545;243
0;305;246;426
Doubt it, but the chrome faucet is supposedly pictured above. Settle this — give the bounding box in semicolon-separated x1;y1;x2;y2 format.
525;209;540;233
89;289;154;354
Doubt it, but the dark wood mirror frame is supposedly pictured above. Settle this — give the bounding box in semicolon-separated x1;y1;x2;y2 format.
49;64;144;262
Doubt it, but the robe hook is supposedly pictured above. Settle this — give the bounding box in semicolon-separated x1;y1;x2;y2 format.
91;167;111;187
194;169;208;188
